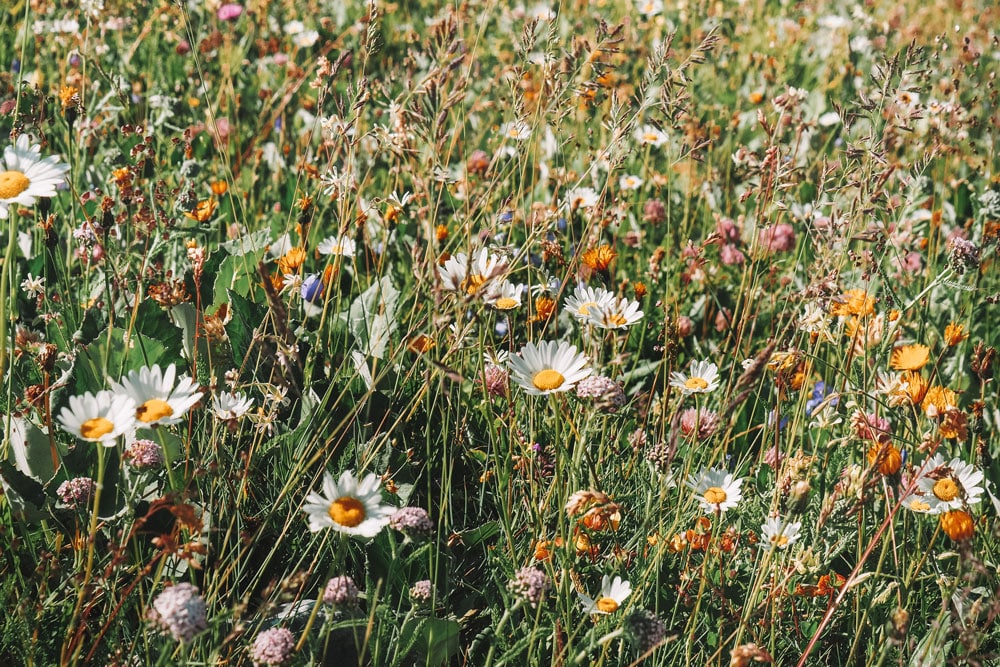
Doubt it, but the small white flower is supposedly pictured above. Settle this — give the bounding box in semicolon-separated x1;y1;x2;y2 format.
634;124;668;148
907;454;986;514
760;517;801;549
57;390;137;446
635;0;663;17
587;296;644;330
317;233;356;257
111;364;203;427
687;467;744;514
669;360;721;395
578;575;631;614
619;174;644;191
508;340;592;396
484;280;524;310
564;284;616;323
0;134;71;219
302;470;395;537
20;273;45;298
213;391;254;421
563;186;599;210
499;120;531;142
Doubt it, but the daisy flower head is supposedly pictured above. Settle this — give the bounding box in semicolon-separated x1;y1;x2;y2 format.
687;467;744;514
760;517;801;549
508;340;592;396
484;280;524;311
564;284;616;323
670;360;720;396
635;0;663;17
212;391;254;421
302;470;394;537
634;124;668;148
619;174;644;191
58;390;137;445
564;186;600;211
890;344;930;371
579;575;631;614
112;364;203;426
587;296;644;330
915;454;985;514
499;120;531;142
317;233;356;257
438;248;505;295
0;134;70;219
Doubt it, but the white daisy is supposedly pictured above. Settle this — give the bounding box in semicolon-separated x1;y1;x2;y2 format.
687;467;744;514
564;186;599;211
57;390;137;446
508;340;592;396
437;248;505;295
484;280;524;311
635;0;663;17
587;296;644;330
914;454;985;514
212;391;254;421
0;134;70;219
302;470;395;537
317;233;356;257
634;124;668;148
112;364;203;427
563;284;616;323
669;360;720;396
578;575;631;614
760;517;802;549
499;120;531;142
619;174;644;191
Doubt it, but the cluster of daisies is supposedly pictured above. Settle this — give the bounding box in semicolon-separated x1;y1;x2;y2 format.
437;248;644;330
56;364;262;449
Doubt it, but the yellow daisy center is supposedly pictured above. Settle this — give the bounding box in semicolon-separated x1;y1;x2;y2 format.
578;301;596;315
0;170;30;200
494;297;518;310
136;398;175;423
462;274;487;294
328;244;342;253
328;496;367;527
684;377;709;391
933;478;960;502
643;133;660;142
704;487;728;505
532;369;565;391
771;534;789;547
595;597;619;613
909;499;931;512
608;313;628;327
80;417;114;440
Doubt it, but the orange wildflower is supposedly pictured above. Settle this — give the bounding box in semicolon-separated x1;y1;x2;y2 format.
210;180;229;196
901;371;928;405
183;198;217;223
940;509;974;541
867;442;902;475
582;244;616;271
277;247;307;275
943;322;968;347
890;344;930;371
921;386;957;417
830;289;875;317
531;295;556;323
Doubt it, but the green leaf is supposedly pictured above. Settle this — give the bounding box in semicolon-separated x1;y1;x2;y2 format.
424;617;461;665
344;277;399;359
0;460;46;510
460;521;500;547
7;417;55;483
227;289;267;362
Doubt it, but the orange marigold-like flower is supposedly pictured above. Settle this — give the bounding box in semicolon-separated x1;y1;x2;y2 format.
582;244;616;271
830;289;875;317
277;247;307;275
943;322;968;347
901;371;928;405
531;295;556;323
210;180;228;196
435;225;449;243
940;509;974;541
183;198;217;223
921;386;957;417
867;442;902;475
890;344;930;371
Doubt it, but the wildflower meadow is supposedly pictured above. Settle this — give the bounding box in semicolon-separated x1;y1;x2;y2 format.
3;0;1000;664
